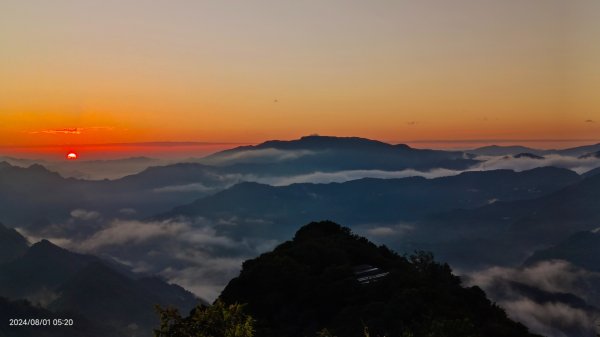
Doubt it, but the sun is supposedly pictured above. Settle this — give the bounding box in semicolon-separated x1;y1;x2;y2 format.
66;152;78;160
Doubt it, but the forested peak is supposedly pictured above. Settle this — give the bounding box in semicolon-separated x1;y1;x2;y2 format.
219;221;539;337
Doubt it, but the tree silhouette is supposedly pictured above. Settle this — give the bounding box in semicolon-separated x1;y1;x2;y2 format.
154;300;254;337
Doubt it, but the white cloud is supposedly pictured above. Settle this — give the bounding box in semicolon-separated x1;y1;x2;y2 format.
15;228;75;248
75;218;241;252
58;217;277;301
70;209;100;221
160;255;245;301
365;224;414;237
465;260;600;337
367;227;397;236
153;183;215;193
499;298;596;337
248;168;462;186
474;154;600;174
77;219;189;251
205;148;316;165
468;260;596;296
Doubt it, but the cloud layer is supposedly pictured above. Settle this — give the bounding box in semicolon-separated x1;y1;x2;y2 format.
24;215;278;301
466;260;600;337
474;154;600;174
248;168;463;186
205;148;316;166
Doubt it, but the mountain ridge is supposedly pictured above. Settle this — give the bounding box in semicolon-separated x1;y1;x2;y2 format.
219;221;540;337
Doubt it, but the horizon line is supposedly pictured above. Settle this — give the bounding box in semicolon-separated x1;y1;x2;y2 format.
398;138;600;144
1;138;599;149
0;141;254;149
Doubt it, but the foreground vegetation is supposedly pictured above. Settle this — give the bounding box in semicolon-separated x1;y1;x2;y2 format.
156;221;540;337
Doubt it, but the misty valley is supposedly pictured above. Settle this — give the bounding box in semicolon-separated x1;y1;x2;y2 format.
1;136;600;337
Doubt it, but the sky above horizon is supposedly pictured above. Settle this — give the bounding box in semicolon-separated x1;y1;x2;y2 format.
1;0;599;159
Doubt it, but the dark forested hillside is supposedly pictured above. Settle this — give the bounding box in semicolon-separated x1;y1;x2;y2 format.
219;221;540;337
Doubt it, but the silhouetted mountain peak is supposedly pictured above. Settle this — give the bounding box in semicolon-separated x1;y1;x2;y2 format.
0;223;29;264
118;162;214;182
26;164;63;177
293;221;353;242
29;239;65;254
24;239;94;269
220;221;539;337
393;143;411;149
0;222;23;236
0;162;64;182
203;135;478;172
469;145;542;156
256;135;394;151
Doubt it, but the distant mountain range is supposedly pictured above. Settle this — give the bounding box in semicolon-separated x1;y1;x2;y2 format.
417;172;600;268
0;161;235;225
156;167;580;241
0;156;165;180
202;135;479;174
468;143;600;157
468;145;545;156
2;135;600;227
0;223;201;337
0;136;482;226
525;230;600;272
2;135;600;337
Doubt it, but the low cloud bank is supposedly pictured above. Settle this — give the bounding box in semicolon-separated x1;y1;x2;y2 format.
466;260;600;337
352;222;415;239
248;168;462;186
21;215;279;302
474;154;600;175
70;209;101;221
204;148;316;166
234;154;599;186
153;183;216;193
19;213;600;333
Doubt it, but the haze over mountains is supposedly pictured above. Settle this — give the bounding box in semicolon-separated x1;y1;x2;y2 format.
1;135;600;336
420;172;600;267
0;223;199;337
201;135;479;173
156;167;580;240
525;229;600;272
466;143;600;157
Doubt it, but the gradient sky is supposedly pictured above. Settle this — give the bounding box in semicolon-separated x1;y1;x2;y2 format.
1;0;599;158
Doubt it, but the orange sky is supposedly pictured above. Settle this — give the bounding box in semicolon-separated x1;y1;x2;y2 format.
1;0;599;158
